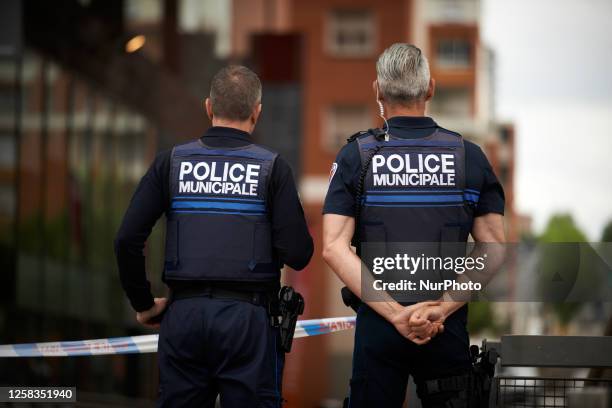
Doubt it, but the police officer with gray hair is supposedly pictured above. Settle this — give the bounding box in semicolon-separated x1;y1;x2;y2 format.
322;43;506;407
115;65;313;407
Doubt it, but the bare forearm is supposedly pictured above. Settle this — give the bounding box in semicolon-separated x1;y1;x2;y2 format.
439;296;466;318
324;243;403;321
438;213;506;317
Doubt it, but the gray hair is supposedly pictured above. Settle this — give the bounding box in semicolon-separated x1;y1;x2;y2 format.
210;65;262;121
376;43;430;105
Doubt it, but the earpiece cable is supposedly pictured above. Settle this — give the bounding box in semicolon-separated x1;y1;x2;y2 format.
377;100;390;141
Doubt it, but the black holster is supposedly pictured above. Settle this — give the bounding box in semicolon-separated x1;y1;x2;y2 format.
341;286;361;312
269;286;304;353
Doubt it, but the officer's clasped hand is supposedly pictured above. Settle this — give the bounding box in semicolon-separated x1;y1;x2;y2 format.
136;297;168;329
390;301;446;345
408;303;446;338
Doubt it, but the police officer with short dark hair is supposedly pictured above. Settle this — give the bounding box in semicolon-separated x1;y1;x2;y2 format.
322;44;506;407
115;65;313;407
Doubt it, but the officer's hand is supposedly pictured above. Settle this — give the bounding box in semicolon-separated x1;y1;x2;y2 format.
390;301;440;345
409;304;446;339
136;297;168;329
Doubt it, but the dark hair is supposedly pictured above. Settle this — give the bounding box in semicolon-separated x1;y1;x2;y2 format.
209;65;262;121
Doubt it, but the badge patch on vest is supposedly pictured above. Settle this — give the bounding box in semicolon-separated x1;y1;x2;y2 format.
370;152;456;187
178;159;261;196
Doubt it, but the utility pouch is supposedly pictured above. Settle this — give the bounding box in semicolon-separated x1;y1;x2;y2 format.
417;345;497;407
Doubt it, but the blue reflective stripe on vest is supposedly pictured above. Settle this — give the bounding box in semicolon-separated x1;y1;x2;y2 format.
464;193;480;203
364;194;464;203
170;209;266;216
363;191;479;204
363;203;465;208
172;200;266;212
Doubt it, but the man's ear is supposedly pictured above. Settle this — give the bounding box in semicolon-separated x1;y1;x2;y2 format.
372;80;381;101
425;78;436;102
205;98;213;120
252;103;262;124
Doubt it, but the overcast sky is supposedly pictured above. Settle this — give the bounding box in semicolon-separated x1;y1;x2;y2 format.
481;0;612;240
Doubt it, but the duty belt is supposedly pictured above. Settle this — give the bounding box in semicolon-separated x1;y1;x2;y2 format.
172;286;273;307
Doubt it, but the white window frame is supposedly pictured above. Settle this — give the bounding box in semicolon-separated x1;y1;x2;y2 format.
325;9;376;58
436;38;472;69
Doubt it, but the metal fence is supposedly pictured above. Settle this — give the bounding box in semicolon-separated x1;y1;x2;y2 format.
485;336;612;408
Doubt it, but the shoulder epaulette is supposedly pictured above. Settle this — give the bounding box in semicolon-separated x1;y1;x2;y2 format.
346;128;387;144
368;128;387;141
346;130;368;143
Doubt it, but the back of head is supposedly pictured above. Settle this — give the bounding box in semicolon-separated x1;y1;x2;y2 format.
376;43;430;106
209;65;262;121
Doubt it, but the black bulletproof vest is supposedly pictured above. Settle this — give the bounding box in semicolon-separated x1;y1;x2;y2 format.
164;138;279;282
357;127;476;249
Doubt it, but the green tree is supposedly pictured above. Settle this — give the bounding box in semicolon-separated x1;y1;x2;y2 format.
537;214;588;330
539;214;587;243
468;302;497;335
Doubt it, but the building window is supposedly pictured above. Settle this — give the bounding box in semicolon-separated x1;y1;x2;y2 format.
323;105;372;152
327;10;375;57
179;0;232;57
436;38;471;68
125;0;162;25
428;87;471;117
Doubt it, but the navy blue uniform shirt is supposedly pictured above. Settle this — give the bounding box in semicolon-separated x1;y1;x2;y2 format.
323;116;505;217
115;126;314;312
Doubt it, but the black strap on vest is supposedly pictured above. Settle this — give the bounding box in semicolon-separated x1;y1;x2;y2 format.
351;128;387;246
341;128;387;311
